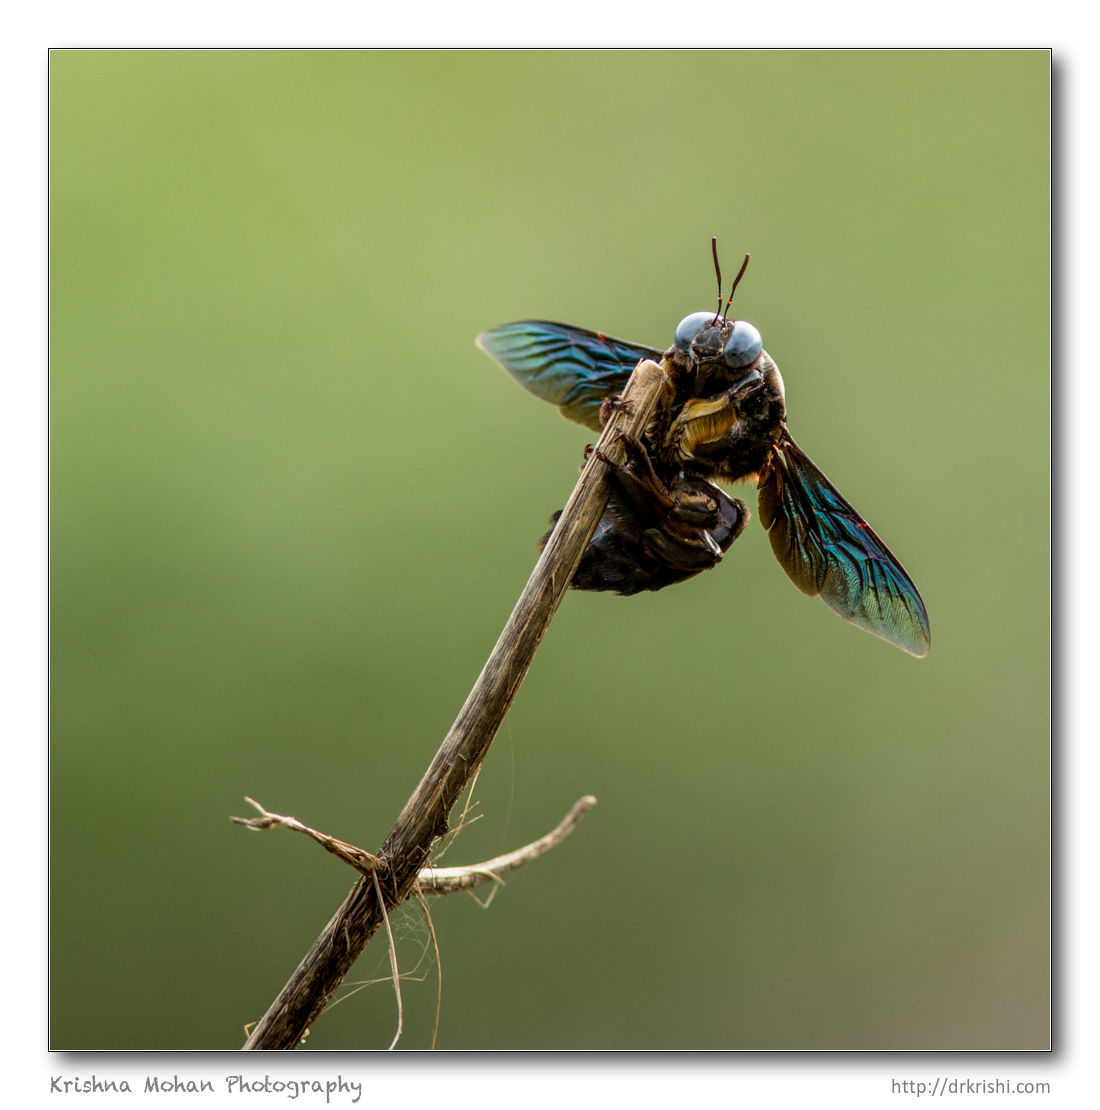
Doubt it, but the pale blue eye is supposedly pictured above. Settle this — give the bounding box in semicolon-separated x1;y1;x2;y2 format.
673;311;716;352
723;320;762;368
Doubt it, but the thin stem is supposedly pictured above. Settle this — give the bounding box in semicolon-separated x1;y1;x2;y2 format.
416;795;598;895
241;359;666;1050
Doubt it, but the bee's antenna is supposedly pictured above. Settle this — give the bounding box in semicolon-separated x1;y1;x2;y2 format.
711;237;724;321
721;253;751;320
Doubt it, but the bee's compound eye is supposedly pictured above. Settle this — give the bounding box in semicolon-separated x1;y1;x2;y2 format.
673;311;717;352
723;320;763;368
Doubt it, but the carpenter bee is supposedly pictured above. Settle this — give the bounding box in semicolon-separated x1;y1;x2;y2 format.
477;242;930;657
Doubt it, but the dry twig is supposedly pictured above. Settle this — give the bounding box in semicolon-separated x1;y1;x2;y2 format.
241;359;666;1050
416;795;598;896
233;794;599;894
235;794;597;1050
232;797;383;875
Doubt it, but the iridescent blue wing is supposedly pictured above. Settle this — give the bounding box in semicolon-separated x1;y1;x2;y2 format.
477;320;663;432
757;431;930;656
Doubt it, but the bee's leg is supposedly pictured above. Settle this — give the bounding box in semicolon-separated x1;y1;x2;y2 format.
604;432;742;542
597;393;633;427
542;434;747;595
641;475;747;572
601;435;748;585
598;432;677;518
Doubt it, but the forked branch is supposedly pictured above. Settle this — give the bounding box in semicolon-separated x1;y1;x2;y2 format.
232;793;598;893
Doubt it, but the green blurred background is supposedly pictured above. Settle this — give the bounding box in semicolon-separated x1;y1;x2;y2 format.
49;49;1049;1050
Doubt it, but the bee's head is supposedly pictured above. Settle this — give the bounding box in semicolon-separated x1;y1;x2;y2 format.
672;311;763;371
671;240;764;379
